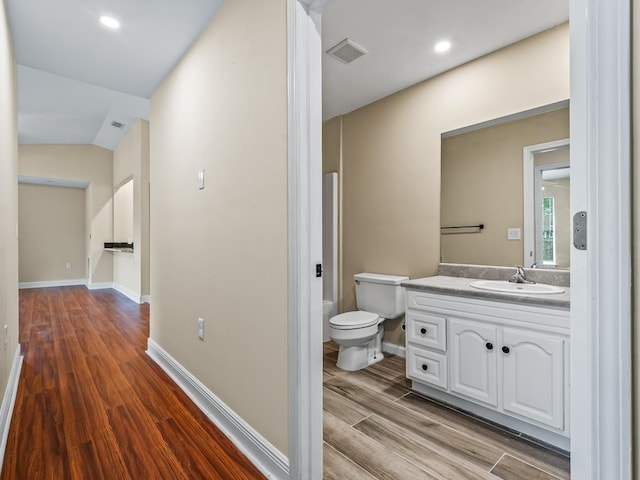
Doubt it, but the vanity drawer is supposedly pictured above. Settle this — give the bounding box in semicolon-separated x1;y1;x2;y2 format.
406;311;447;351
407;346;448;390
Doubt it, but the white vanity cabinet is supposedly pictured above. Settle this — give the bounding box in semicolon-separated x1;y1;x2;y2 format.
404;288;570;450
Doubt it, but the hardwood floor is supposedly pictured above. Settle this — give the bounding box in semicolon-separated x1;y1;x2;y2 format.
2;287;265;480
322;342;571;480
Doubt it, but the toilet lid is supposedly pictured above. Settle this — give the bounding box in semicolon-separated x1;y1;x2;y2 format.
329;311;379;329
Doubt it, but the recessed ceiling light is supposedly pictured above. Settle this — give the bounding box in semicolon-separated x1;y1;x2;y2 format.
100;16;120;30
434;41;451;54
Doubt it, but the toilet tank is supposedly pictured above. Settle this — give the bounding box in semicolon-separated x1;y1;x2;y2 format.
354;273;409;319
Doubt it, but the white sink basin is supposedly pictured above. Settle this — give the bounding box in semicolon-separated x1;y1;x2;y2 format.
469;280;565;295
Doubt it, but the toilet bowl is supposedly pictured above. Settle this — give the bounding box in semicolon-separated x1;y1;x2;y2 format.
329;311;384;371
329;272;408;371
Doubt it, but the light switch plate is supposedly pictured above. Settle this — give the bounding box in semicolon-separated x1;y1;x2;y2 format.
198;169;205;190
507;228;521;240
197;318;205;340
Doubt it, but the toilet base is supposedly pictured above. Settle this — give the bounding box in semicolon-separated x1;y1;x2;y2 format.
335;324;385;371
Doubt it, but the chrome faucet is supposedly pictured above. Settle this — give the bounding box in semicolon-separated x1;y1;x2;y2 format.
509;266;535;284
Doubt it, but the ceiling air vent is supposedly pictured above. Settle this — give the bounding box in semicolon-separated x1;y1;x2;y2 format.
326;38;368;64
111;121;125;129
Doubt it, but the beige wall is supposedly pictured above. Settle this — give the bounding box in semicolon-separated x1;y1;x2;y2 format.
333;24;569;347
322;116;343;309
323;117;341;175
0;0;20;404
441;108;569;266
18;145;113;285
112;120;150;298
150;0;288;454
18;184;86;282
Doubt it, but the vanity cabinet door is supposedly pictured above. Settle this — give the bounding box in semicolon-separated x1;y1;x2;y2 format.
501;328;565;430
449;318;498;407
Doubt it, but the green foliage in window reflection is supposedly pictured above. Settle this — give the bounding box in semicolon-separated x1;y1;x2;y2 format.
542;197;555;263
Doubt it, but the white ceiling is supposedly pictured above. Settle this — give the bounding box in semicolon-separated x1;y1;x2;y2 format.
7;0;569;149
7;0;225;150
322;0;569;120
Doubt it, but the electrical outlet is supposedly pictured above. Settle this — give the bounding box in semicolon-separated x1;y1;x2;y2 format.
66;262;72;269
197;318;205;341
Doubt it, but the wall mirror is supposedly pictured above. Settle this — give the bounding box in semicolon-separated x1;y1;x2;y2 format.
440;102;570;269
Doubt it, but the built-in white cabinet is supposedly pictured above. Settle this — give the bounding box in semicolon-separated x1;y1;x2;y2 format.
404;289;570;450
449;318;498;407
501;327;565;429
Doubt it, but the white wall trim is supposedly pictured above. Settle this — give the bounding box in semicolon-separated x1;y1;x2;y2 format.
442;100;570;139
382;342;406;358
0;346;22;475
287;2;324;479
570;0;632;477
140;295;151;304
85;282;114;290
19;279;86;289
112;283;142;304
146;339;288;479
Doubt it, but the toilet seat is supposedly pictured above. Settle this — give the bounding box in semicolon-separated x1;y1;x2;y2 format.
329;311;379;330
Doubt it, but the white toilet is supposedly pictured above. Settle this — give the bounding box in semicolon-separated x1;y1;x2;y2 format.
329;272;408;371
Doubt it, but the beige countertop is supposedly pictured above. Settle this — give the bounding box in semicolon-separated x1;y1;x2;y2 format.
402;275;570;310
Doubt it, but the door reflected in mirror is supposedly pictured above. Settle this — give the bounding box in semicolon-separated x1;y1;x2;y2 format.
525;142;570;269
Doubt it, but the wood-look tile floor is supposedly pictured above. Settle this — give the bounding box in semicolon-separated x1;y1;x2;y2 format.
322;342;571;480
2;287;265;480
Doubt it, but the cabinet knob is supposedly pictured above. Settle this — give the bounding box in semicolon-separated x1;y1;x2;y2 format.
502;346;511;354
420;327;427;335
485;342;493;350
421;364;428;371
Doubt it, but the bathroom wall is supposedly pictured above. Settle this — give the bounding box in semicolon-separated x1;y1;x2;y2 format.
18;184;86;283
322;116;342;310
150;0;288;455
18;145;114;285
331;23;569;348
112;120;150;301
323;116;341;175
0;0;20;412
440;108;569;266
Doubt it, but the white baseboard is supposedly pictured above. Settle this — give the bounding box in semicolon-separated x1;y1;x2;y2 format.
140;295;151;305
0;346;22;474
19;279;85;289
112;283;142;304
382;342;406;358
146;339;288;479
85;282;113;290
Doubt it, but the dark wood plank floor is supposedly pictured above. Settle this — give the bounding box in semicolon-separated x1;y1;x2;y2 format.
322;342;571;480
2;286;265;480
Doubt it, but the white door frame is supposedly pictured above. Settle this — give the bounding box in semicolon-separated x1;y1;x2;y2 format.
287;1;324;479
288;0;633;478
570;0;632;477
522;138;570;267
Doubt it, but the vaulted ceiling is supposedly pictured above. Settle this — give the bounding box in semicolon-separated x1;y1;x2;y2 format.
7;0;568;150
